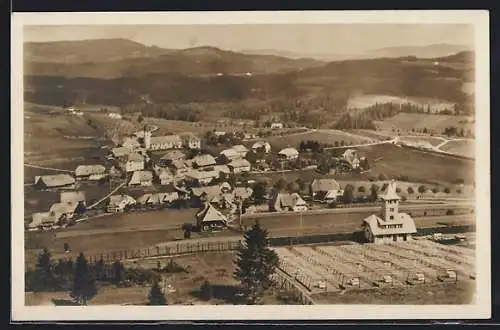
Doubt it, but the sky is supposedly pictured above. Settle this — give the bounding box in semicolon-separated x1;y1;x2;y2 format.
24;24;474;55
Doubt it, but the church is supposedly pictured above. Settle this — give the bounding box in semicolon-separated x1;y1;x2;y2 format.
361;180;417;244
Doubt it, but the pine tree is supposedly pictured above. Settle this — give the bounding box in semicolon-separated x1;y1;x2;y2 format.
234;221;279;304
199;280;214;301
370;184;379;202
112;260;125;285
342;184;355;204
148;278;167;305
71;253;97;305
31;248;60;292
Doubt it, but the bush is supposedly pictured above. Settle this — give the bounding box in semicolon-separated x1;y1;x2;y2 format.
395;188;401;193
357;186;366;193
444;187;451;194
401;196;407;201
407;187;414;194
432;188;438;193
378;173;388;181
398;175;409;182
199;280;214;301
163;259;187;274
446;209;454;215
456;188;463;194
418;185;427;194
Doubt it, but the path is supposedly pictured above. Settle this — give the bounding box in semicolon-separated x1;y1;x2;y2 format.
435;138;474;150
24;163;75;173
86;180;127;210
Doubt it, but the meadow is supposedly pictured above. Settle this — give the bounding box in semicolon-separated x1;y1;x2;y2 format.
439;140;475;158
346;94;455;112
374;113;475;134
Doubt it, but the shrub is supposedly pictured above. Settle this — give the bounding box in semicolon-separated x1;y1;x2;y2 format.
456;188;463;194
163;259;187;274
381;183;389;191
401;196;407;202
407;187;414;194
378;173;388;181
444;187;451;194
432;188;438;193
418;185;427;194
446;209;454;215
358;186;366;193
395;188;401;193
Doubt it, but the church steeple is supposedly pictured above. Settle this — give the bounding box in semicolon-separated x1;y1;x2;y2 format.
380;180;400;222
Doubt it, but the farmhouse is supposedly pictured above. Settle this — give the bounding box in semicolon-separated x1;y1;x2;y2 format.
181;133;201;149
343;149;360;169
107;194;136;213
252;141;271;153
220;182;232;193
361;180;417;244
129;170;153;186
269;192;308;212
220;148;239;161
191;185;223;204
147;134;183;151
278;147;299;161
232;145;249;157
108;112;122;119
60;191;86;205
137;192;179;206
29;212;57;230
153;166;175;185
194;202;228;231
232;187;254;200
228;159;251;174
192;154;217;168
160;150;186;166
122;136;141;149
75;164;106;179
34;174;76;190
185;170;219;185
48;201;79;222
120;153;145;173
310;179;343;202
111;146;132;158
209;193;235;209
212;165;231;176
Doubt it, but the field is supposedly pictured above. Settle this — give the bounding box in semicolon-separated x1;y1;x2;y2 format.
346;94;455;112
439;139;475;158
263;130;372;151
274;239;475;304
396;135;447;146
375;113;475;134
356;144;475;185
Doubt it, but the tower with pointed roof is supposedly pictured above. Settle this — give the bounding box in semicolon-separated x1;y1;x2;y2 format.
143;125;151;150
381;180;401;222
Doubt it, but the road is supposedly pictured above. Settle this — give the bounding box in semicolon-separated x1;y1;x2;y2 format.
86;180;127;210
24;163;75;173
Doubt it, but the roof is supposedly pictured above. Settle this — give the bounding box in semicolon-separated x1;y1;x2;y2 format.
155;167;174;179
171;159;187;169
112;147;132;157
228;159;251;168
232;145;249;153
137;192;179;204
75;164;106;176
213;165;231;174
150;135;182;145
220;182;232;191
252;141;271;149
220;148;239;157
35;174;75;187
109;194;136;206
191;185;222;199
362;213;417;236
195;203;228;224
161;150;185;161
381;180;401;200
311;178;341;193
186;170;219;181
192;154;216;167
127;153;144;162
130;170;153;182
122;137;141;148
49;202;78;216
30;212;56;227
278;147;299;157
60;191;86;203
343;149;359;164
210;193;234;205
273;193;306;208
180;133;200;141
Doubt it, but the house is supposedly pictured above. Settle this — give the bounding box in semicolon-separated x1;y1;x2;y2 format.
214;131;226;137
191;185;223;203
170;159;190;178
209;193;235;209
361;180;417;244
107;194;136;212
108;112;122;119
160;150;186;166
232;187;254;200
137;192;179;206
60;191;86;205
220;182;232;193
28;212;57;230
244;133;257;140
34;174;76;190
310;179;343;202
75;164;106;179
185;170;219;185
154;167;175;185
212;165;231;176
111;146;132;158
271;122;284;129
129;170;153;186
252;141;271;153
194;202;228;231
48;201;79;222
232;145;249;158
220;148;240;161
278;147;299;161
181;133;201;149
120;153;145;173
228;159;251;174
148;135;183;151
343;149;360;169
269;192;308;212
192;154;217;168
122;136;141;149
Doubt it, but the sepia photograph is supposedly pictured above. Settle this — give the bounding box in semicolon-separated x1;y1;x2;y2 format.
11;10;490;321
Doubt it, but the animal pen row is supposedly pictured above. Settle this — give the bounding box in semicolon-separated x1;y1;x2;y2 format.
272;239;475;295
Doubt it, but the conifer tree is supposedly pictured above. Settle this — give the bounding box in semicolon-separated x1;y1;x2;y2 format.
71;253;97;305
32;248;59;292
148;278;167;305
234;221;279;304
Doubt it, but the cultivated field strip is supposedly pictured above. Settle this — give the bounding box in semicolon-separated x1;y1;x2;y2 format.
274;239;475;292
413;239;475;258
334;245;407;286
387;242;474;278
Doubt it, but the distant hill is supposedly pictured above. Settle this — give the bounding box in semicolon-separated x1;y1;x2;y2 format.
24;41;325;78
24;38;176;63
241;44;472;61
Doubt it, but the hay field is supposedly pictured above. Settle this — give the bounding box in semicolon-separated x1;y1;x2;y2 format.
375;113;475;134
439;140;475;158
265;130;370;151
347;94;455;111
